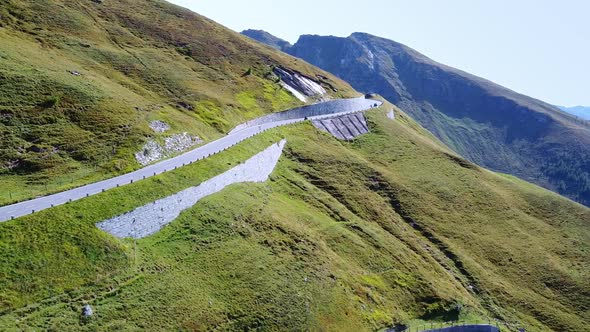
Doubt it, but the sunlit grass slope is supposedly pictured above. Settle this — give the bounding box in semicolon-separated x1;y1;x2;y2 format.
0;0;356;205
1;102;587;331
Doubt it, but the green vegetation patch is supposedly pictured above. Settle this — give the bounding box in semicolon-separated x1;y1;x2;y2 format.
0;130;286;312
0;0;355;206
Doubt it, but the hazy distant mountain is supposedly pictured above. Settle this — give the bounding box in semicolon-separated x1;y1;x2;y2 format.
558;106;590;120
242;29;292;51
243;30;590;206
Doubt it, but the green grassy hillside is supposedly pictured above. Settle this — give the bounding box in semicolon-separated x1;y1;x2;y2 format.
0;0;356;205
0;2;588;331
1;102;587;331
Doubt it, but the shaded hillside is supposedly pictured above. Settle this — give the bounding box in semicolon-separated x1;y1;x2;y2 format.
247;31;590;206
558;106;590;120
1;102;588;331
0;0;356;205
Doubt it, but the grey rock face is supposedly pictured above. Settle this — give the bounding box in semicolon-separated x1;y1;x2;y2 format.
97;140;286;239
387;110;395;120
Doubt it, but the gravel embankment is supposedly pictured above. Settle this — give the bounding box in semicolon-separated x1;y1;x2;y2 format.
97;140;286;238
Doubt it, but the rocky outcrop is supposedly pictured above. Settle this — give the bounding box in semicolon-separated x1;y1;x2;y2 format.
135;133;203;166
273;66;326;102
149;120;170;133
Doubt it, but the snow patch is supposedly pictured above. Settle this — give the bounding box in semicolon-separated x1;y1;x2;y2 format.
363;47;376;71
387;109;395;120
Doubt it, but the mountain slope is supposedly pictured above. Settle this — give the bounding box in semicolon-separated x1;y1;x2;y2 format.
247;31;590;206
0;3;588;332
1;101;588;331
242;29;292;51
0;0;356;206
558;106;590;120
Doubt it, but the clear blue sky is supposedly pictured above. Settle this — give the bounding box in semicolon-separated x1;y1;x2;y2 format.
170;0;589;106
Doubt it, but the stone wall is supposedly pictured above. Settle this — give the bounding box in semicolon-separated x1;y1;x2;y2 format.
97;140;286;239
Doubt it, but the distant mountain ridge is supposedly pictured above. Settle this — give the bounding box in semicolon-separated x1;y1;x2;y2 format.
242;30;590;206
558;105;590;120
242;29;292;51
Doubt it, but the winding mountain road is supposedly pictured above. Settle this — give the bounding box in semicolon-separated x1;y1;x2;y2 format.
0;97;381;222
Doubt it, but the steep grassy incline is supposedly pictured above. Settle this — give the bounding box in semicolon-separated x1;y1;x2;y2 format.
251;31;590;207
0;103;587;331
0;0;356;205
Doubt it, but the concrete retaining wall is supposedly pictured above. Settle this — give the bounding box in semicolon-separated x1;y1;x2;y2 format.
97;140;286;239
230;97;381;134
312;112;370;140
